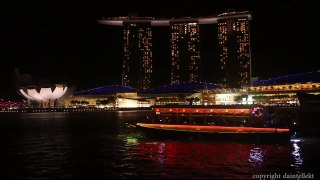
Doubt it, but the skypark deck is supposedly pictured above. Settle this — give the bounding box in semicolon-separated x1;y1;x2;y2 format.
97;11;252;26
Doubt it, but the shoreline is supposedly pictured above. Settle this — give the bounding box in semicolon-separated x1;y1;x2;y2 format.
0;107;152;113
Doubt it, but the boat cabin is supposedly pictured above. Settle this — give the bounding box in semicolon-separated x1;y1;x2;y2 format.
147;105;270;128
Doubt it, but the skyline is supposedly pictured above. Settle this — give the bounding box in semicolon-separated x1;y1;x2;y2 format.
1;0;319;99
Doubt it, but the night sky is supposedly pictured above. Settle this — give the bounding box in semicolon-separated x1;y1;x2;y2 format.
1;0;319;100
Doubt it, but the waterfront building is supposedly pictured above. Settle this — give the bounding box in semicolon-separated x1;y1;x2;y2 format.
123;19;153;91
249;71;320;92
170;22;201;84
65;85;149;108
99;16;153;91
213;71;320;105
98;11;253;90
63;71;320;108
217;11;252;88
18;84;75;108
142;81;222;105
14;70;75;108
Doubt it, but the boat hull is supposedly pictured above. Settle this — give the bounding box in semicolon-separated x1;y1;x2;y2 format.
136;123;291;143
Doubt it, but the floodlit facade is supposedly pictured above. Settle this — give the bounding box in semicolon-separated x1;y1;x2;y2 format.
217;11;252;88
170;22;201;84
20;85;68;102
215;93;241;105
65;85;150;108
19;84;69;107
249;71;320;92
142;81;222;105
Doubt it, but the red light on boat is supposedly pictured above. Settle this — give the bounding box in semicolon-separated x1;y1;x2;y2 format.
138;123;290;133
241;110;244;113
210;109;213;112
182;109;186;112
156;109;159;112
170;109;173;112
196;109;199;112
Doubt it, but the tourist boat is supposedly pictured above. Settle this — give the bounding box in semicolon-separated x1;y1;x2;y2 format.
133;105;292;142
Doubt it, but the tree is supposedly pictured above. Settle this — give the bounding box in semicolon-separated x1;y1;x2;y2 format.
177;94;185;102
108;96;117;107
96;99;102;105
70;100;80;104
80;101;89;105
100;99;109;105
234;94;248;103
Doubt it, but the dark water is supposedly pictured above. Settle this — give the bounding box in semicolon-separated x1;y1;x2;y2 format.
0;111;319;179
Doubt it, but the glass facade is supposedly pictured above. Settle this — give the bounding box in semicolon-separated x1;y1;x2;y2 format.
123;22;153;91
99;12;252;90
218;15;251;88
170;22;201;84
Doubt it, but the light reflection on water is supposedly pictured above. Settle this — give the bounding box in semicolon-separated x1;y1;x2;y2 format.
291;139;303;171
0;111;318;179
131;140;295;178
122;134;316;178
249;147;265;166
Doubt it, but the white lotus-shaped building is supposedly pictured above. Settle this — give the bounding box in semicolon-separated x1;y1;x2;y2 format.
19;84;68;102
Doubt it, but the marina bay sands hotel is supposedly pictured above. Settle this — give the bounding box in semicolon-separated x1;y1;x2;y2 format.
98;10;252;91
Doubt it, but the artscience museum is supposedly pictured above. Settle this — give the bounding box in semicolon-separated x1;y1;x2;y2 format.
19;84;74;108
19;84;67;102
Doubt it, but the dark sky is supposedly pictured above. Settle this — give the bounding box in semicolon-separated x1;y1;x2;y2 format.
1;0;319;100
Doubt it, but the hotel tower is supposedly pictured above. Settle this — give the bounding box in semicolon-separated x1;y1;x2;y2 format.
99;17;153;91
122;20;153;91
98;10;252;90
170;22;201;84
217;11;252;88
